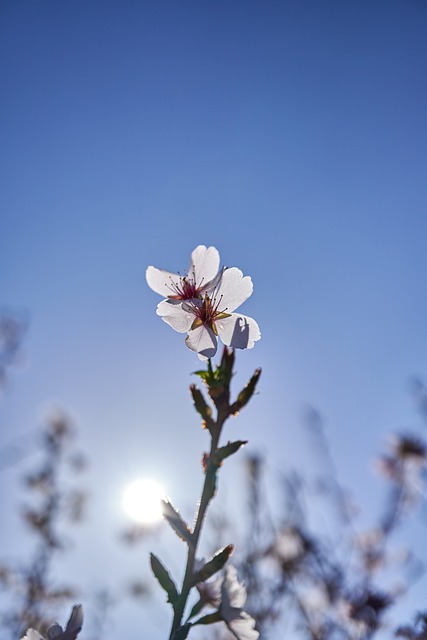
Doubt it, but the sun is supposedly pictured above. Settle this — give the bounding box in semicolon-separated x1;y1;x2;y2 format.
122;477;166;524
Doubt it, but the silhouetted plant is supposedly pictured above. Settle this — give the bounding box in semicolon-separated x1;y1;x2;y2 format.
215;404;427;640
9;246;427;640
0;410;86;639
0;310;26;397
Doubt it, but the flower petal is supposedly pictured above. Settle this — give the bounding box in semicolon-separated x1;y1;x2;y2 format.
156;300;194;333
221;566;247;609
21;632;45;640
146;266;183;297
216;314;261;350
220;567;259;640
226;613;259;640
189;245;220;288
196;571;222;607
214;268;253;313
185;325;218;359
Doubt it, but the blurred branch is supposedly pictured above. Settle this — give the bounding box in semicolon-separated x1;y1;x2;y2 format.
0;409;87;639
0;310;27;398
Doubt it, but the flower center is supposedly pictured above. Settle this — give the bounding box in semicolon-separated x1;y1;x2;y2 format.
188;294;231;334
167;272;204;300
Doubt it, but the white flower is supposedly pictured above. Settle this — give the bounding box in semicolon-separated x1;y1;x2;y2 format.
194;565;259;639
275;526;306;561
20;605;83;640
21;632;44;640
156;266;261;360
194;557;222;607
219;565;259;640
146;246;261;359
146;245;220;301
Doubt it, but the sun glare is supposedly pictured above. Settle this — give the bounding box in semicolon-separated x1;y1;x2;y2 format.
123;478;166;524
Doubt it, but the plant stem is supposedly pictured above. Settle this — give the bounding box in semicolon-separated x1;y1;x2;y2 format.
168;423;223;639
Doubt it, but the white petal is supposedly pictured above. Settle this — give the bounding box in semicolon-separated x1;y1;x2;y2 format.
227;614;259;640
189;245;220;287
156;300;194;333
185;325;218;359
196;571;222;607
146;266;183;297
216;314;261;350
21;631;45;640
221;566;247;609
214;268;253;313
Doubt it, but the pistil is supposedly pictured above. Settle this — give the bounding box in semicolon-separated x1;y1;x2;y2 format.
190;294;231;333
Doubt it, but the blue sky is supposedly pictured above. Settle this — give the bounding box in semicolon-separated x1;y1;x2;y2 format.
1;1;427;638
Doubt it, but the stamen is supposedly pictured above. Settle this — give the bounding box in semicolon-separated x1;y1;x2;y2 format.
186;293;230;330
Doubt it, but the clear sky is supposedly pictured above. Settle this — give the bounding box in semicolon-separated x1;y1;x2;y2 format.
1;1;427;638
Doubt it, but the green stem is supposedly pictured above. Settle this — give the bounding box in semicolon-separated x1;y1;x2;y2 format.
168;422;224;639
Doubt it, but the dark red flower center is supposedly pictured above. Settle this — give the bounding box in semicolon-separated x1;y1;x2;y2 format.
167;277;200;300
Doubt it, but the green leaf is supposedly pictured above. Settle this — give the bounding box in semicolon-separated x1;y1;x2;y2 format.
150;553;179;608
192;611;222;626
189;385;213;423
214;440;248;466
193;358;215;384
193;369;210;382
230;368;262;415
162;499;192;544
193;348;235;390
187;598;205;621
193;544;234;584
172;623;192;639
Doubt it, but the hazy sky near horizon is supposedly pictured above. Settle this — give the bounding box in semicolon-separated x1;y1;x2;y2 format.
1;1;427;638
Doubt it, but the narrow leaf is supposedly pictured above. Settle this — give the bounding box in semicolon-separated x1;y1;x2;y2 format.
190;384;213;424
162;499;192;544
230;368;262;414
192;612;222;626
214;440;248;466
187;598;205;621
150;553;179;608
193;544;234;584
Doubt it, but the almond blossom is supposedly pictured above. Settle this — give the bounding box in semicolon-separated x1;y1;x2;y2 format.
20;605;83;640
219;565;259;640
20;633;44;640
146;245;220;301
146;245;261;359
194;557;222;608
195;565;259;640
156;266;260;360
